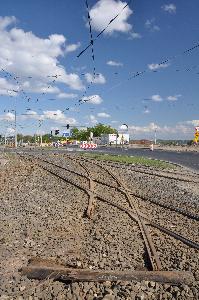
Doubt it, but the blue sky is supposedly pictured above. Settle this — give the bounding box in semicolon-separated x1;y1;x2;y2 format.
0;0;198;139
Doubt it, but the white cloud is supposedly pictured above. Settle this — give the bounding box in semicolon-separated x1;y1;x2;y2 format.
97;112;110;118
82;94;103;105
0;16;84;94
0;77;18;96
162;4;176;14
184;120;199;126
0;16;16;30
21;81;60;94
85;73;106;84
65;42;81;54
0;112;15;121
143;108;150;114
89;0;133;35
167;94;181;101
148;63;169;70
57;93;77;99
42;110;77;125
88;114;98;124
20;110;39;120
127;121;197;139
107;60;123;67
6;127;15;134
151;94;163;102
128;122;159;134
145;19;160;32
128;32;142;39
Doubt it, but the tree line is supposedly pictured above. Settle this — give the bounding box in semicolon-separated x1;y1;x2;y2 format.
16;124;117;144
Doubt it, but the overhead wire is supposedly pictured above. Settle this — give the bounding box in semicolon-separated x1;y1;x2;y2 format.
77;0;99;106
76;0;133;107
77;40;199;106
77;0;132;58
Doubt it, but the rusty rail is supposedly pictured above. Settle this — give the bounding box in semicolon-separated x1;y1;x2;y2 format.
80;157;199;222
20;153;199;251
19;153;199;285
80;155;199;183
22;154;199;221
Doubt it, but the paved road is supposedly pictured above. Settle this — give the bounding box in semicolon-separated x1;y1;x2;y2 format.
94;147;199;172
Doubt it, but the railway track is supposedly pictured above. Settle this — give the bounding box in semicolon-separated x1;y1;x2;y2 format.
18;152;199;285
75;155;199;184
23;153;199;222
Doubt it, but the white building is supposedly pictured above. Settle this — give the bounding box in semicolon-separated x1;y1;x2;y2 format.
101;133;129;145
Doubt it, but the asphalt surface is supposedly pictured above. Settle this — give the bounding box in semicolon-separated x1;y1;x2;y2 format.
95;146;199;172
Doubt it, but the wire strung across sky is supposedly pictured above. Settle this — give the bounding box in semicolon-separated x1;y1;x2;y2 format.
0;67;63;108
76;0;99;107
77;0;132;58
1;39;199;114
76;40;199;106
74;0;99;107
85;0;96;77
103;41;199;95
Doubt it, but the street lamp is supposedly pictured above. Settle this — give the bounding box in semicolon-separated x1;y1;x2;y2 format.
154;126;158;145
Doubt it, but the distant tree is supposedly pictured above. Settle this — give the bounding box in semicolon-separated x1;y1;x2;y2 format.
187;140;193;146
91;123;117;137
70;124;117;141
17;134;23;141
42;134;52;143
70;127;79;139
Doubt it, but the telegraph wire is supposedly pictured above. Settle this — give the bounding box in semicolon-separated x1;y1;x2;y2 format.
77;0;99;105
78;40;199;105
77;0;132;58
1;40;199;110
85;0;96;77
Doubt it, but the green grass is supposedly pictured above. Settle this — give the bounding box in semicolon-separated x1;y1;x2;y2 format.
79;152;174;169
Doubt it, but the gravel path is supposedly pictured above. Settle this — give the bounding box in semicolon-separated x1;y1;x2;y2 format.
0;151;198;300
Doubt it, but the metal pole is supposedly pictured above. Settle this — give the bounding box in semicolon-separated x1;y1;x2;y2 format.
154;129;157;145
4;133;7;146
39;119;43;147
14;108;17;148
40;132;43;147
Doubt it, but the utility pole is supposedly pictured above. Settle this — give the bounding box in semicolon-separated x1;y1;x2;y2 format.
14;108;17;148
154;128;157;145
121;134;124;151
4;133;7;146
39;119;43;147
40;132;43;146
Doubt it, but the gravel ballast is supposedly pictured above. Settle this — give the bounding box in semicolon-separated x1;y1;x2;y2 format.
0;151;198;300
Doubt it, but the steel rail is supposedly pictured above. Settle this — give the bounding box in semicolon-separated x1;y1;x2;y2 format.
67;156;199;250
19;154;199;251
22;153;199;221
78;157;199;222
22;153;199;222
21;154;199;250
66;156;162;270
79;156;199;184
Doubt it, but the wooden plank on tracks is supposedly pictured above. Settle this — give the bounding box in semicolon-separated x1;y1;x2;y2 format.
21;259;194;285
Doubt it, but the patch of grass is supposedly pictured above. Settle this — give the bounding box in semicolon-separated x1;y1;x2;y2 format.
79;152;174;169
